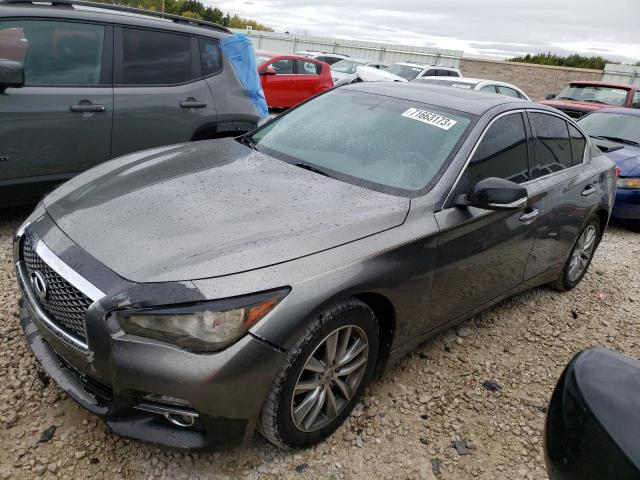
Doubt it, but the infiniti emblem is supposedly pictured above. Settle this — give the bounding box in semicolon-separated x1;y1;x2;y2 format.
30;270;48;300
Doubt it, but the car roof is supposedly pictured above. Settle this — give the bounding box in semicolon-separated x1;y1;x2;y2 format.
570;80;640;91
342;82;533;116
586;107;640;117
396;62;458;70
0;0;231;38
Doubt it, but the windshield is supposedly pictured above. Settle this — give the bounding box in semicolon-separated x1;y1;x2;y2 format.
386;64;424;80
331;59;365;74
579;112;640;145
249;89;472;193
556;85;629;106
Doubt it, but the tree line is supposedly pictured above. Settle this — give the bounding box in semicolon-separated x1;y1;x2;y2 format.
507;52;624;70
94;0;273;31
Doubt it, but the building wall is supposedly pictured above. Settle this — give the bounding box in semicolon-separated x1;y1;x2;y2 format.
460;58;603;101
602;64;640;86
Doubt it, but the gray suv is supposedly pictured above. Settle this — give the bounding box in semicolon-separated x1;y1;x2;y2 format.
0;0;261;206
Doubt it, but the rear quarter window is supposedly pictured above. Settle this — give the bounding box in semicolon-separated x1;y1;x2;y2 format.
529;112;573;178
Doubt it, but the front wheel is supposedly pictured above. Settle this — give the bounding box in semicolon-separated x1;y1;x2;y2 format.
259;299;379;448
551;219;601;291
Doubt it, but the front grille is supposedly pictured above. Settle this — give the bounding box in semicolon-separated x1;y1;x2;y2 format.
22;235;92;343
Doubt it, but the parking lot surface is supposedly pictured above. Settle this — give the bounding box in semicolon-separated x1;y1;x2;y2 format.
1;207;638;480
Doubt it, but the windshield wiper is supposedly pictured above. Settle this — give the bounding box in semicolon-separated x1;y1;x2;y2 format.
295;163;333;178
592;135;640;147
239;135;258;151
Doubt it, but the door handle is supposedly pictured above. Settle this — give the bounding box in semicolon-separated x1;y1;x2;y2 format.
581;184;596;197
69;104;106;113
180;101;207;109
519;207;539;224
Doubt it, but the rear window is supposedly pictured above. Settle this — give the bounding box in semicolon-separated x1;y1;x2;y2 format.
529;112;573;177
119;28;192;85
250;89;472;194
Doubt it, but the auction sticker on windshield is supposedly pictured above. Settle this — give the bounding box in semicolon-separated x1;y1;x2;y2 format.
402;108;457;130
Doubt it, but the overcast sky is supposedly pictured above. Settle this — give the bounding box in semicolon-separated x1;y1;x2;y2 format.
214;0;640;63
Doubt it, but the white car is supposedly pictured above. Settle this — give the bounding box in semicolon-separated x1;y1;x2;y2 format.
356;62;461;83
294;51;348;66
331;58;388;87
413;77;531;101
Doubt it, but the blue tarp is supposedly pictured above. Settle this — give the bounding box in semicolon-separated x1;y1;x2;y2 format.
220;34;269;119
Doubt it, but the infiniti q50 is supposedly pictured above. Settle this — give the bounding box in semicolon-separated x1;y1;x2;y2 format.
15;83;615;449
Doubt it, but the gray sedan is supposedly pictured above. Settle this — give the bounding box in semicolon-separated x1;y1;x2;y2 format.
15;84;614;450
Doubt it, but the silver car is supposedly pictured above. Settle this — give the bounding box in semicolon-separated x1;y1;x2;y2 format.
330;58;388;87
413;77;531;100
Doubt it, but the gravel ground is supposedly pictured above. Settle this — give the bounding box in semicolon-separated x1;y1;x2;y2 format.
1;207;638;480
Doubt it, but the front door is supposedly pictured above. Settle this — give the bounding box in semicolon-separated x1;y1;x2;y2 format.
430;112;542;325
111;27;217;157
260;57;294;108
0;19;113;189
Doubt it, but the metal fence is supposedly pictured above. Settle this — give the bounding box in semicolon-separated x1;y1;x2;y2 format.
230;28;462;67
602;64;640;86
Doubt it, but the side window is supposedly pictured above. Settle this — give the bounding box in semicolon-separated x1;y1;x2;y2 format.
529;112;573;178
423;69;437;77
497;86;520;98
448;70;461;77
295;60;321;75
0;20;105;86
436;69;453;76
268;58;293;74
480;85;497;94
633;91;640;108
568;124;587;165
120;28;191;85
199;38;221;76
465;113;530;186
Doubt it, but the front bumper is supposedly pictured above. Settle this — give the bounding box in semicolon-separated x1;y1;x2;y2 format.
611;188;640;220
17;263;286;450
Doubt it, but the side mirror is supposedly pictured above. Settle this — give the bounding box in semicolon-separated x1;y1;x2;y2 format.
545;348;640;480
545;93;556;100
260;67;277;76
0;59;24;92
455;177;527;210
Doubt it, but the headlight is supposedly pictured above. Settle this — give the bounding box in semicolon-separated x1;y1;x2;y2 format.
116;289;289;352
617;177;640;189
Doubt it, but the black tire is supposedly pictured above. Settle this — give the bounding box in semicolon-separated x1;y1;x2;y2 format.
551;218;601;292
258;299;379;448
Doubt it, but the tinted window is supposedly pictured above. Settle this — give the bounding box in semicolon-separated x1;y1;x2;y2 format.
423;69;437;77
480;85;497;94
466;113;529;185
120;28;191;85
497;86;520;98
268;58;293;74
295;60;321;75
317;56;341;65
199;38;221;76
568;124;586;165
633;91;640;107
250;89;471;193
447;70;460;77
0;20;104;85
529;112;572;178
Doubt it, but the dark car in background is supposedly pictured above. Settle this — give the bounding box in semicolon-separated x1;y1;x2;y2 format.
15;84;614;450
0;0;262;207
541;81;640;119
579;108;640;229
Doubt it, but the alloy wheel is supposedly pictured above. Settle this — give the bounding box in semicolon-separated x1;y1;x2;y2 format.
291;325;369;432
568;225;597;282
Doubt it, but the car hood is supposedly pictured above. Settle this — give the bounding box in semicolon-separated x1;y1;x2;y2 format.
44;139;410;283
356;65;408;83
603;144;640;176
540;99;613;112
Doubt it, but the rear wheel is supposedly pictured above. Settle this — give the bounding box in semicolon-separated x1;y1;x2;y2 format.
259;299;379;448
551;218;601;291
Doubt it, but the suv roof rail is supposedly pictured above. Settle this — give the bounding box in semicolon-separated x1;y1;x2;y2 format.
0;0;232;34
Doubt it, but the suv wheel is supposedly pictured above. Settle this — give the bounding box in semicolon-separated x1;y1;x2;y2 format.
551;218;601;291
259;299;379;448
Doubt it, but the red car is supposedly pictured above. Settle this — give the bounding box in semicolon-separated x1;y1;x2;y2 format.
541;80;640;119
255;50;333;108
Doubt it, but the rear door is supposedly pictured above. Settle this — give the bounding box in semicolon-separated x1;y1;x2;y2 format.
0;19;113;185
523;111;600;278
430;111;543;325
111;27;217;157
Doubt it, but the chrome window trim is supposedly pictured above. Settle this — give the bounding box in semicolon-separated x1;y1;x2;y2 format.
17;263;89;351
442;108;589;209
34;239;106;302
442;109;527;208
